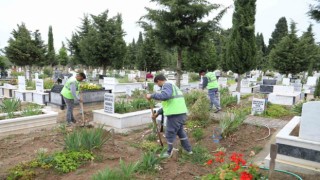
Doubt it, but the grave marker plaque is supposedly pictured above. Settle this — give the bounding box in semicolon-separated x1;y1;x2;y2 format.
104;93;115;114
36;79;44;93
251;98;266;115
18;76;26;91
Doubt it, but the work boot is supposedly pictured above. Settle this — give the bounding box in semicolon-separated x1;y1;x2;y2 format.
159;151;173;159
214;108;221;113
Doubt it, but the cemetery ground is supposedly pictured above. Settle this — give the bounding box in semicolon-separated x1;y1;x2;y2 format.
0;94;318;180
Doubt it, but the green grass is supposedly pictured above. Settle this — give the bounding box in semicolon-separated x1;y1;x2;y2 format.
192;128;204;141
261;103;292;118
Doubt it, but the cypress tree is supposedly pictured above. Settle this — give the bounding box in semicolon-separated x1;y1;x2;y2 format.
47;26;56;66
268;17;288;53
226;0;257;91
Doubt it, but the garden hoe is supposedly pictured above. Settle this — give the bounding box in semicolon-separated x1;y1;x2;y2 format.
79;92;93;128
149;100;163;147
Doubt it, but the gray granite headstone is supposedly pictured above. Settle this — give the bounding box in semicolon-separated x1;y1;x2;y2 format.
299;101;320;142
263;79;276;85
260;85;273;93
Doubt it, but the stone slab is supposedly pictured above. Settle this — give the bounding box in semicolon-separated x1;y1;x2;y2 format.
299;101;320;142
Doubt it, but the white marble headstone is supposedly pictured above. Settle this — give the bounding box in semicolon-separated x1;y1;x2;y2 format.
128;74;136;81
36;79;44;93
104;77;117;84
241;79;249;87
299;101;320;142
282;78;290;86
182;74;189;85
251;98;266;115
18;76;26;91
218;77;227;87
307;76;318;86
35;73;39;80
273;85;294;94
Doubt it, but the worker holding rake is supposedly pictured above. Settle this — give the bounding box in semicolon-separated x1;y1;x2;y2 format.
146;74;192;158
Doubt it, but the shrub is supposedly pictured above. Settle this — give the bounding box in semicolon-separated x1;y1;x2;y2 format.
182;144;212;165
188;91;210;126
147;82;154;92
189;73;200;82
292;101;304;116
262;104;292;118
11;71;24;77
22;104;42;117
92;159;138;180
220;110;247;138
184;90;205;108
219;87;229;96
43;67;53;77
0;98;21;118
220;94;237;108
114;98;154;114
192;128;204;141
44;79;55;89
64;126;111;152
26;80;36;90
140;141;159;151
136;148;165;174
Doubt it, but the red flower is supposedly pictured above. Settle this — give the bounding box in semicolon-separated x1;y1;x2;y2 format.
240;171;253;180
232;164;240;171
230;152;246;165
214;151;225;163
207;159;213;165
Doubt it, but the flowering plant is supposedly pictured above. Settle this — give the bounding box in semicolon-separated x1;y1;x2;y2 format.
203;151;266;180
80;83;103;91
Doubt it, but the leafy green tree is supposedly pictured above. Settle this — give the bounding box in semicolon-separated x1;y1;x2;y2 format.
267;17;288;53
141;0;227;87
4;23;46;78
124;39;137;69
218;29;231;72
74;11;126;73
183;40;218;72
67;15;91;66
269;22;309;76
226;0;257;91
139;33;163;72
47;26;56;66
309;0;320;22
0;56;11;70
57;42;69;66
136;32;145;70
299;25;320;76
256;32;268;71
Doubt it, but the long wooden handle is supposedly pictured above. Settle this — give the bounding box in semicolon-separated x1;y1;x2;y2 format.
149;100;163;147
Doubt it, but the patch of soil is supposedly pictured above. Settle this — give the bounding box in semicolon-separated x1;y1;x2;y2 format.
0;111;315;180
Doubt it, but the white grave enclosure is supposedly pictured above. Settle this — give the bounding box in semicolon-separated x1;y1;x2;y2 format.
251;98;266;115
268;85;301;106
14;76;32;102
103;77;143;94
240;79;259;94
265;101;320;174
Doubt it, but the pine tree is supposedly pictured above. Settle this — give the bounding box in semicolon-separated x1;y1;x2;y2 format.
269;22;308;76
47;26;56;66
268;17;288;53
226;0;257;91
141;0;227;87
57;42;69;67
309;0;320;22
139;33;163;72
256;33;268;71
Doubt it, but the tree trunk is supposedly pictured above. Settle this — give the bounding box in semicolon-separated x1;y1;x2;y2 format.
236;74;241;92
29;65;32;80
23;66;27;79
103;65;106;75
176;47;182;88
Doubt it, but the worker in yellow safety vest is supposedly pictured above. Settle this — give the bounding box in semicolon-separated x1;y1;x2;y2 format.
199;70;221;113
146;74;193;158
61;72;86;126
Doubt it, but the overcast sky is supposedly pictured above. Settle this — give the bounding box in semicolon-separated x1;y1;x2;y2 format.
0;0;319;51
